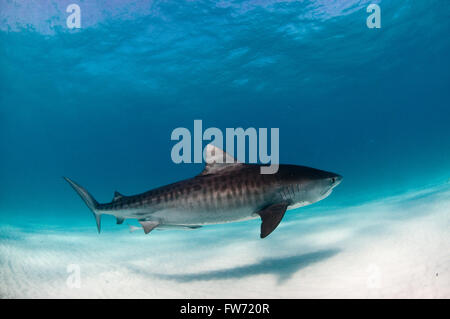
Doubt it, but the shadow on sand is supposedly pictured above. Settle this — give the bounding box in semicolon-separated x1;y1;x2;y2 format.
139;249;339;284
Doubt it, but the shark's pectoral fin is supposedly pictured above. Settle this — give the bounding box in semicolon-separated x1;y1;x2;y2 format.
257;203;289;238
139;220;160;234
116;217;125;224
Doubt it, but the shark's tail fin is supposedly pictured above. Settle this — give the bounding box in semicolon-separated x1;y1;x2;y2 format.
63;177;101;233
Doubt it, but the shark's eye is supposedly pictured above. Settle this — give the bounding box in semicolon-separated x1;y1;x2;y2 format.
331;177;336;183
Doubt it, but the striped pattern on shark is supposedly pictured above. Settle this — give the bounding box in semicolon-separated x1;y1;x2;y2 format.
64;144;342;238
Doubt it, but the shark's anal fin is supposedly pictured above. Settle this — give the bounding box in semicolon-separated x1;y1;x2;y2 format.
257;203;288;238
116;217;125;224
139;221;160;234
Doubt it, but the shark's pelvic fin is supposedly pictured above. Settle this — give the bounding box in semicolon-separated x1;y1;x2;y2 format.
257;203;288;238
139;220;160;234
113;191;124;201
200;144;243;176
116;217;125;224
63;177;102;233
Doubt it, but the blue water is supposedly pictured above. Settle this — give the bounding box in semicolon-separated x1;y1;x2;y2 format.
0;0;449;298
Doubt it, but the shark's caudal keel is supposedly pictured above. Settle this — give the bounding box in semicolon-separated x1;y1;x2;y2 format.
64;144;342;238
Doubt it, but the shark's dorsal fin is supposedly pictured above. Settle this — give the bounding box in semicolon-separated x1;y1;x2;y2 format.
113;191;124;201
200;144;242;175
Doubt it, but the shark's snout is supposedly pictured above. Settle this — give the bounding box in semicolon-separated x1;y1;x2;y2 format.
332;174;343;187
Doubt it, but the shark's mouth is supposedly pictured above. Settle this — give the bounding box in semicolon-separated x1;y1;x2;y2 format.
320;188;333;200
287;201;311;210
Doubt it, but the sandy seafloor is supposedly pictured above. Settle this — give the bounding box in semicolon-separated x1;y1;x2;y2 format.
1;183;448;298
1;0;450;299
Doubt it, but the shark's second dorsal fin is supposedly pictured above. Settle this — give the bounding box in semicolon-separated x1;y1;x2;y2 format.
200;144;242;176
113;191;124;201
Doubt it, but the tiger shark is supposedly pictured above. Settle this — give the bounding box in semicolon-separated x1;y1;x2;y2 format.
64;144;342;238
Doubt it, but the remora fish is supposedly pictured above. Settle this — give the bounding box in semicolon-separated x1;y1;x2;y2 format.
64;144;342;238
